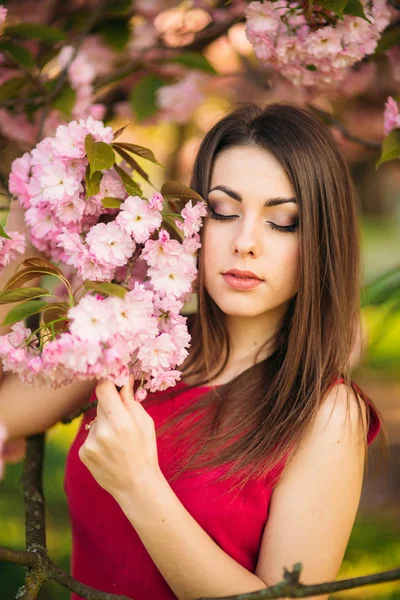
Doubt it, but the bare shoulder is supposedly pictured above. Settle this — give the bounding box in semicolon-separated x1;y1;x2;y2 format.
278;382;368;485
314;382;368;446
255;383;368;592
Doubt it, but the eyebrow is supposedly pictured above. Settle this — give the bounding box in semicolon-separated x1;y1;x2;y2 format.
208;185;297;207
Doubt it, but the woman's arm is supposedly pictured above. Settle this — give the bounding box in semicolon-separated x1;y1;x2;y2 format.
0;374;96;440
254;383;367;600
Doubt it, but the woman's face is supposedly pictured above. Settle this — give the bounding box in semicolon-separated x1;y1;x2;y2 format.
202;145;300;319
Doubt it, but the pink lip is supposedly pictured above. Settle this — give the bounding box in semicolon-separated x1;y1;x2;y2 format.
222;269;264;291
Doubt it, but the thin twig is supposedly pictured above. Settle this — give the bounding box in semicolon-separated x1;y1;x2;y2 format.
61;399;97;423
202;565;400;599
308;105;381;149
36;0;108;142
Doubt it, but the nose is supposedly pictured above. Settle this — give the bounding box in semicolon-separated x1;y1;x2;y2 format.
232;217;261;258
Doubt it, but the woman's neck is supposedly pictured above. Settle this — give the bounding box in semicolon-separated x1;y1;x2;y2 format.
189;304;288;387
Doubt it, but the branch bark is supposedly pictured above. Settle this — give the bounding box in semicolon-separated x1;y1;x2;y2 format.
307;105;382;149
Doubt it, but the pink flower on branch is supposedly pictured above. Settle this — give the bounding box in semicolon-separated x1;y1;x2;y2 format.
245;0;390;88
2;116;206;392
383;97;400;136
0;229;26;269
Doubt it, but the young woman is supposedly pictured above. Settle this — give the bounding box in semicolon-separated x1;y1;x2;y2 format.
0;103;387;600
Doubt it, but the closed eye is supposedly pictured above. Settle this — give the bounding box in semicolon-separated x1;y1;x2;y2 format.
208;206;298;233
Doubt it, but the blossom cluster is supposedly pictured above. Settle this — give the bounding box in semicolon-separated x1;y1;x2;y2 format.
245;0;390;87
0;229;26;269
8;117;122;269
383;97;400;136
2;117;207;394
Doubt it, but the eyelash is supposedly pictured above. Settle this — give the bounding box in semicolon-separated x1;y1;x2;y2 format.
207;206;299;233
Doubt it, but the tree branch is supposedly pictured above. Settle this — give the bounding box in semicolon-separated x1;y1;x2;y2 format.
36;0;109;142
307;105;382;149
202;564;400;599
61;399;97;424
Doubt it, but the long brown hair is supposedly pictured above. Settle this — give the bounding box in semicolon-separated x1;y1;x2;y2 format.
148;103;389;495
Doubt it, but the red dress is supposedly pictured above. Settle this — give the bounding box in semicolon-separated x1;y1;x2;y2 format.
64;377;381;600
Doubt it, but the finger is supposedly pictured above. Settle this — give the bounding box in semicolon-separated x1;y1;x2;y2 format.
119;382;154;430
119;378;135;408
95;379;127;423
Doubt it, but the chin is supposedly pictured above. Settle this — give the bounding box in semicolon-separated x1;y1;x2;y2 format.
210;295;274;318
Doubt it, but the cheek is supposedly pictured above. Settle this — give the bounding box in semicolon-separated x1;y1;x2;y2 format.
202;224;222;270
273;239;300;290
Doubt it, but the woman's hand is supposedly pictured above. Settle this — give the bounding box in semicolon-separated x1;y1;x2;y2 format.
79;377;162;503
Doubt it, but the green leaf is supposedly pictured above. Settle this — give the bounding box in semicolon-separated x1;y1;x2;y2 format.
112;144;151;184
85;166;103;198
375;25;400;54
0;224;11;240
21;257;64;278
130;75;165;122
51;82;76;118
169;52;217;74
306;64;317;71
4;23;66;42
161;180;204;203
0;77;27;101
362;265;400;306
2;299;48;326
3;265;63;292
343;0;371;21
316;0;348;18
83;280;127;299
0;287;50;305
114;163;142;196
376;129;400;169
114;142;160;165
0;42;35;68
85;134;115;177
162;215;184;241
99;18;130;51
101;197;124;208
113;122;132;140
104;0;132;14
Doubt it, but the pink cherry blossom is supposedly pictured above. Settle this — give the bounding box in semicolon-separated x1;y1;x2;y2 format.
4;117;202;393
52;120;89;160
178;200;207;237
156;72;207;124
116;195;162;244
40;161;81;201
9;322;32;347
68;295;114;343
0;229;26;268
135;387;148;402
8;152;31;207
244;0;390;88
0;5;7;27
137;333;177;375
148;262;196;299
86;221;135;267
142;229;182;269
383;97;400;136
148;192;164;211
0;109;37;146
145;370;182;393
